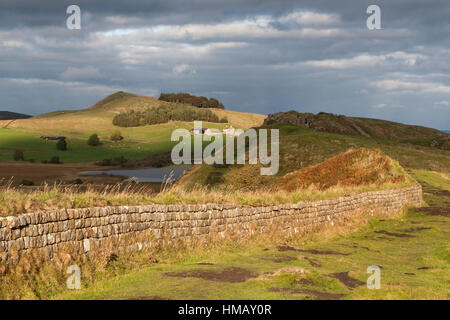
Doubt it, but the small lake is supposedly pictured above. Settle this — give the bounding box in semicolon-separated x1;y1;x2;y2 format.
80;166;192;183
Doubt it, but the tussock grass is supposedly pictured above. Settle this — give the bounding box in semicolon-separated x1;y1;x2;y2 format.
0;178;416;217
278;148;409;191
0;231;161;300
0;148;417;217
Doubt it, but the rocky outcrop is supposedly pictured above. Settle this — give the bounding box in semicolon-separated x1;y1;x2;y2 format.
264;111;370;137
264;111;316;128
263;111;450;150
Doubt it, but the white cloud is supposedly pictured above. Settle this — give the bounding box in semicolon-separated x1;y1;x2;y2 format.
372;103;404;109
173;64;196;75
1;40;29;48
387;52;424;66
97;13;343;43
304;52;425;69
434;100;450;108
104;16;143;26
373;79;450;94
278;11;340;26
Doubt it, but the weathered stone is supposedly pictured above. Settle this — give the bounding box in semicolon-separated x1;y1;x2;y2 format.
0;185;422;264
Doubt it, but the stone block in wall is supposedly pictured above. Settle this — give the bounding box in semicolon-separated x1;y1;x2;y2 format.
0;185;422;264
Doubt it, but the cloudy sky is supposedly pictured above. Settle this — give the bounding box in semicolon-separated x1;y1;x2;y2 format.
1;0;450;130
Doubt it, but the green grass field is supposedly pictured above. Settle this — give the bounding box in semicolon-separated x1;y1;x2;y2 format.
51;170;449;300
0;121;229;163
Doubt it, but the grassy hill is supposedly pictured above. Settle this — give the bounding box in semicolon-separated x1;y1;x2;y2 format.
264;111;449;150
0;91;448;174
0;92;265;163
276;148;408;192
178;124;450;191
31;91;264;128
87;91;163;113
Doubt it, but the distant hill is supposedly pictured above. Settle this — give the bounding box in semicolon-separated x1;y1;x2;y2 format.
0;111;31;120
443;130;450;134
88;91;162;113
31;91;264;129
264;111;449;150
31;92;162;120
0;91;265;148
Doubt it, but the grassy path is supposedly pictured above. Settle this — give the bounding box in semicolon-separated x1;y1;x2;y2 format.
57;171;449;300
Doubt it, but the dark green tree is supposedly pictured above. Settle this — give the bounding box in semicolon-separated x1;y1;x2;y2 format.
56;139;67;151
49;156;61;164
88;134;100;146
13;150;24;161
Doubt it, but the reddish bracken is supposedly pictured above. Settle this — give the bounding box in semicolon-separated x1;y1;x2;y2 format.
278;148;406;191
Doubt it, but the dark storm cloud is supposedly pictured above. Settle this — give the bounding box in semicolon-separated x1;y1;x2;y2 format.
1;0;450;30
0;0;449;129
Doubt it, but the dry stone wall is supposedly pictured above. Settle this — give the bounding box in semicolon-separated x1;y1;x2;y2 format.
0;185;422;263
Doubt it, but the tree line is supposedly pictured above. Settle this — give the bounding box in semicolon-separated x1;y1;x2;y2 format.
112;104;227;127
159;93;225;109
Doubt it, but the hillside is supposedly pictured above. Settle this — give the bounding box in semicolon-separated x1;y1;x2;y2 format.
10;91;264;130
264;111;450;150
0;91;447;168
31;92;163;119
178;124;450;191
0;111;31;120
0;92;265;163
88;91;163;113
276;148;407;191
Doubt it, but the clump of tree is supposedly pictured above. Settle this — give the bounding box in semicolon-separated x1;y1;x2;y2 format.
159;93;225;109
56;139;67;151
49;156;61;164
95;156;128;167
113;104;221;127
110;130;123;142
219;117;228;123
88;134;100;146
13;150;24;161
41;156;62;164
